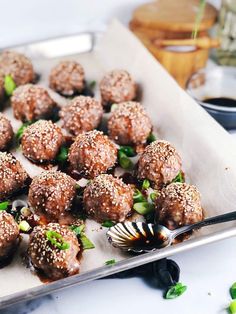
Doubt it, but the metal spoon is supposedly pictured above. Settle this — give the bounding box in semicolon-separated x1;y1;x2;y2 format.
107;211;236;253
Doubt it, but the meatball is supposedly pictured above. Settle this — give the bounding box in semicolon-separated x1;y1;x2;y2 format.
83;174;133;222
137;140;182;189
28;170;76;222
0;211;19;264
156;183;203;230
68;130;117;179
0;152;29;201
49;60;85;96
28;223;80;280
0;113;14;150
108;101;152;145
59;96;103;136
21;120;63;163
11;84;57;122
99;70;136;107
0;51;34;86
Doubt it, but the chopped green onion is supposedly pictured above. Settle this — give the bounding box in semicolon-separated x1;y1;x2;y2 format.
56;146;68;163
150;191;159;202
20;207;31;217
229;300;236;314
4;75;16;96
89;80;96;89
230;283;236;299
16;122;32;142
111;104;118;112
172;172;184;183
70;224;95;250
76;184;81;190
133;189;146;203
118;151;133;170
0;201;9;211
105;259;116;266
102;220;115;228
19;220;31;232
119;146;136;157
133;202;154;215
165;283;187;299
142;179;150;190
147;133;156;143
46;230;70;250
70;224;85;236
79;234;95;250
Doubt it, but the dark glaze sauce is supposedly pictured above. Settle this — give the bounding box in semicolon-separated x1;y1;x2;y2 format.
203;97;236;108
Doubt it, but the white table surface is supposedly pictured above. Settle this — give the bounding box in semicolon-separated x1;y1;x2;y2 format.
1;1;235;314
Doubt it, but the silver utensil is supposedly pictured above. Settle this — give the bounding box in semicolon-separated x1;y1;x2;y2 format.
107;211;236;253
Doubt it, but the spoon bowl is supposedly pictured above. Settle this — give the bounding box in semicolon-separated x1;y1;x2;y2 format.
107;211;236;253
107;222;172;253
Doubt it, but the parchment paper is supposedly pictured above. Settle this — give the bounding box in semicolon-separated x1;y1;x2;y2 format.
1;20;236;299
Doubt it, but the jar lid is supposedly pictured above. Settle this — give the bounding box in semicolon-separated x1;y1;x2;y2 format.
131;0;218;32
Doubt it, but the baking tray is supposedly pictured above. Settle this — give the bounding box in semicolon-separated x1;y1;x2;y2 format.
1;20;236;309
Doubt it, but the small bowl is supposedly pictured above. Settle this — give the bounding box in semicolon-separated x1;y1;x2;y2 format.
186;66;236;129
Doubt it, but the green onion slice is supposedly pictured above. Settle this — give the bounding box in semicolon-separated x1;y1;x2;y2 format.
118;151;133;170
4;75;16;96
111;104;118;112
133;189;146;203
79;234;95;250
165;283;187;299
70;224;95;250
172;172;184;183
19;220;31;232
119;146;136;157
142;179;150;190
229;300;236;314
102;220;115;228
56;146;69;163
105;259;116;266
89;80;96;89
46;230;70;250
133;202;154;215
150;192;159;202
147;133;156;143
70;224;85;236
230;282;236;299
16;122;32;142
0;201;9;211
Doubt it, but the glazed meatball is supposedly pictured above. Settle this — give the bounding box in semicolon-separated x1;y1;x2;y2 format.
0;113;14;150
59;96;103;136
49;60;85;96
0;152;29;201
83;174;133;222
108;101;152;145
28;170;76;222
68;130;117;179
21;120;63;163
0;51;34;86
156;183;203;230
28;223;80;280
99;70;136;107
0;211;19;264
11;84;57;122
137;140;182;189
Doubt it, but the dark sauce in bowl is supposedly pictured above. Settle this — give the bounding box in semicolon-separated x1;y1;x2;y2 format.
203;97;236;108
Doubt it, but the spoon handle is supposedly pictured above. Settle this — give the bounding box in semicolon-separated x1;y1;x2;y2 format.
171;211;236;238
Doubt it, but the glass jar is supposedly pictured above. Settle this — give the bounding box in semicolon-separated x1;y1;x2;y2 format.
216;0;236;65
